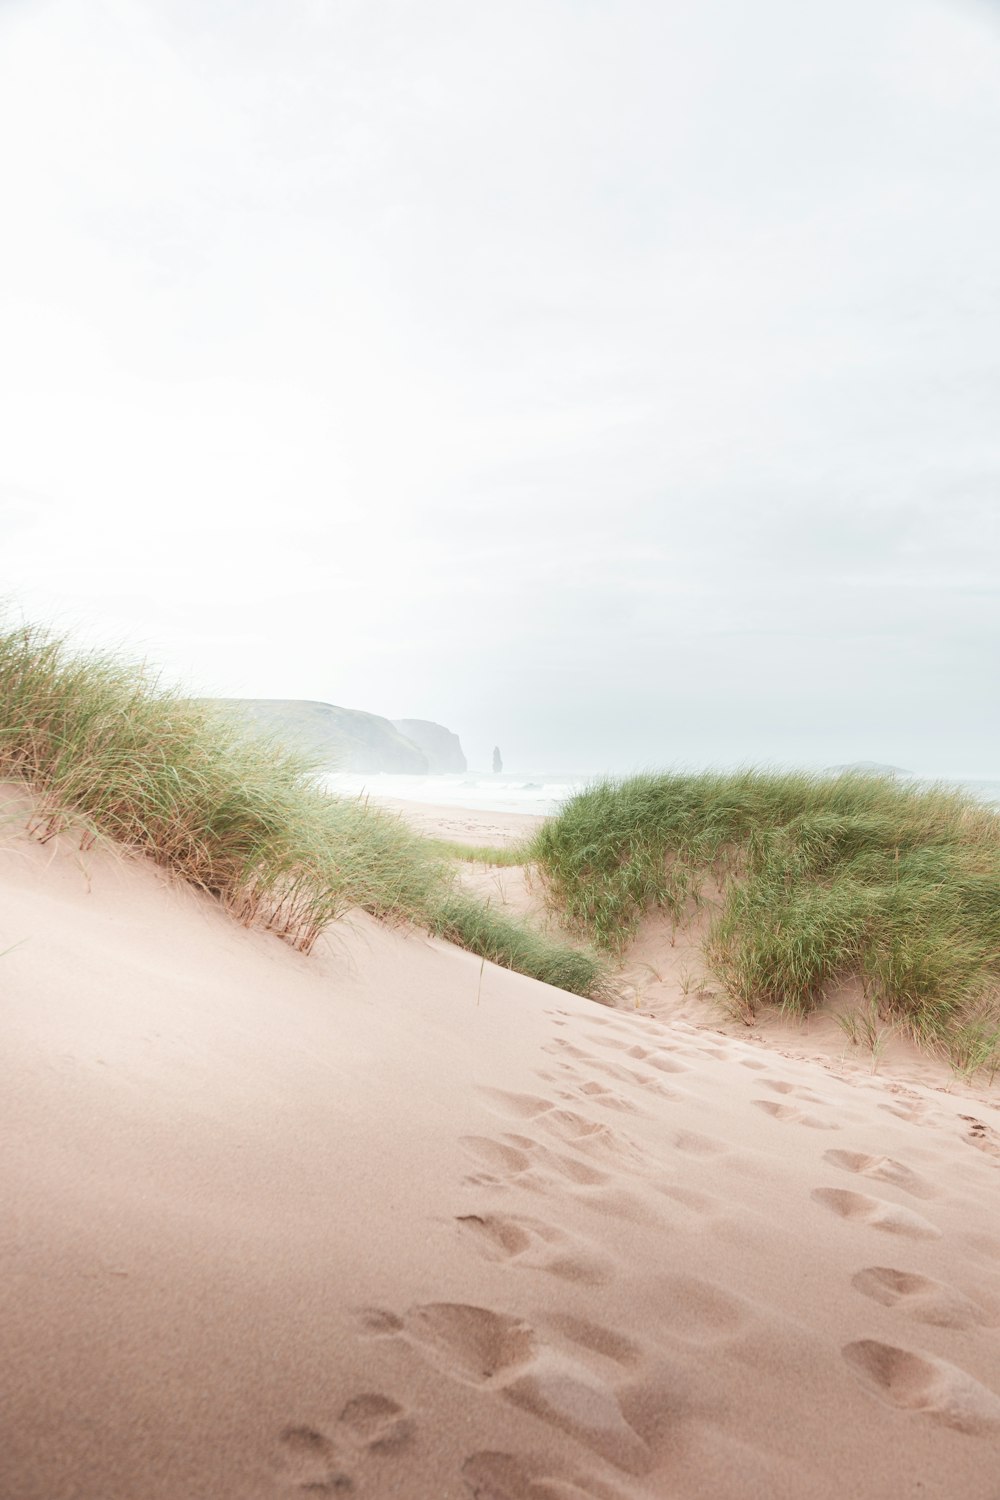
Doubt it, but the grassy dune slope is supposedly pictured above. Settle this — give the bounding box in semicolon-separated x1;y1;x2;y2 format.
531;770;1000;1071
0;621;603;995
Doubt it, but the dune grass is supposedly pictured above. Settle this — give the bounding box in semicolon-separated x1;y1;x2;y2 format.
423;837;528;866
530;770;1000;1070
0;620;603;996
428;891;608;996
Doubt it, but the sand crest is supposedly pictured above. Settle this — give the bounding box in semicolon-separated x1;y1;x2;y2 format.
2;799;1000;1498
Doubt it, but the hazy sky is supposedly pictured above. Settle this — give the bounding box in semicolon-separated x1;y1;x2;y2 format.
2;0;999;774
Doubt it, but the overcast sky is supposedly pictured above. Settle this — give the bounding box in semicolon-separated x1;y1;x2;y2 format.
2;0;999;774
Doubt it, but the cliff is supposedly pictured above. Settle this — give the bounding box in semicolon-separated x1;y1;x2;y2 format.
392;718;467;773
207;699;429;773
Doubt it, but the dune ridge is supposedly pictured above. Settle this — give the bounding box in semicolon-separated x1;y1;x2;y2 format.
2;797;1000;1498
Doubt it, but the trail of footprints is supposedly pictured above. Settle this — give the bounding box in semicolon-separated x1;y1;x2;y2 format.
851;1267;995;1332
436;1018;749;1490
447;1015;750;1491
273;1004;1000;1492
801;1073;1000;1434
577;1011;1000;1449
523;1008;1000;1453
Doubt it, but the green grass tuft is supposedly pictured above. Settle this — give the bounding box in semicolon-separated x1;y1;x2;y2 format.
427;891;607;997
422;838;528;866
530;770;1000;1070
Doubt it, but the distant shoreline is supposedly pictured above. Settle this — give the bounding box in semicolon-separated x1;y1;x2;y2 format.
322;769;1000;820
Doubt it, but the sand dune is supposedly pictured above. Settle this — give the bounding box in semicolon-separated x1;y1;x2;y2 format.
2;801;1000;1498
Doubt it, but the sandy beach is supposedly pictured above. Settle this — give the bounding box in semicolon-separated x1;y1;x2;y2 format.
3;795;1000;1500
362;795;547;848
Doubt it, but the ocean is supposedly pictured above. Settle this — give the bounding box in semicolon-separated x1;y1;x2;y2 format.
320;770;1000;818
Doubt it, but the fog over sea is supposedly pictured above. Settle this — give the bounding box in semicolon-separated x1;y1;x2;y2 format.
321;771;1000;819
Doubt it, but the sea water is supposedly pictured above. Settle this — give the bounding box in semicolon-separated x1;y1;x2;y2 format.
320;770;1000;818
319;770;595;816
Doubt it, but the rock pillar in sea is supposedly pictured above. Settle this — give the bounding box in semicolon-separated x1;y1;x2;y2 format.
492;746;503;774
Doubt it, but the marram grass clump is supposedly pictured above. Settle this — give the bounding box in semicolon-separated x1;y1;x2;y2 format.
0;620;603;996
429;891;608;997
0;620;441;948
530;770;1000;1069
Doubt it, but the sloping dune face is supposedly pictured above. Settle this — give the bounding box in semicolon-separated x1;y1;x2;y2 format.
2;805;1000;1499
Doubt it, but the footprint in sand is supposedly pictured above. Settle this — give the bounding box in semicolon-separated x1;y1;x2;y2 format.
843;1340;1000;1435
885;1083;923;1100
753;1099;839;1131
620;1067;681;1099
568;1080;640;1114
654;1183;724;1222
461;1135;535;1179
583;1012;641;1038
811;1188;941;1239
823;1149;938;1200
536;1107;650;1169
454;1212;615;1287
619;1044;690;1074
274;1426;352;1493
647;1275;747;1343
546;1315;643;1370
355;1308;404;1336
851;1267;995;1330
580;1032;637;1054
461;1132;609;1189
538;1108;618;1145
762;1078;825;1104
543;1039;599;1064
461;1129;660;1211
476;1087;557;1120
405;1303;536;1385
547;1152;611;1186
959;1114;1000;1161
456;1212;558;1260
672;1129;727;1157
337;1394;414;1456
273;1394;414;1493
878;1099;929;1124
370;1302;654;1476
565;1055;678;1100
503;1361;651;1475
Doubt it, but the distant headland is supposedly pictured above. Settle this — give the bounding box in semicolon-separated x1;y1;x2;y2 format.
203;699;467;774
